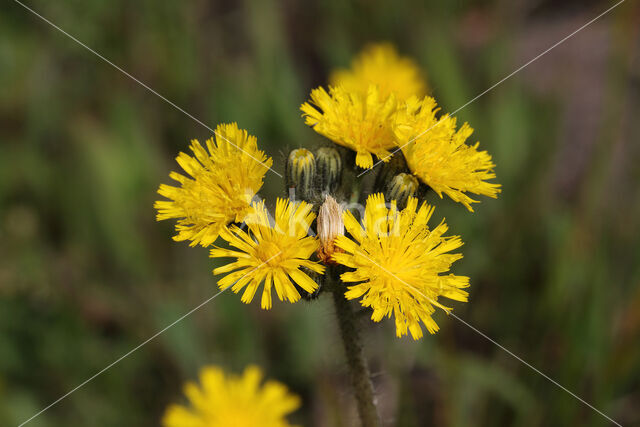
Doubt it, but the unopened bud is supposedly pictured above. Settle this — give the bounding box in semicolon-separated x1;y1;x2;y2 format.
285;148;315;201
317;195;344;263
374;151;409;190
315;147;342;195
385;173;419;209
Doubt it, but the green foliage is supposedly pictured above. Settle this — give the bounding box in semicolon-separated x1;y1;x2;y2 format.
1;0;638;426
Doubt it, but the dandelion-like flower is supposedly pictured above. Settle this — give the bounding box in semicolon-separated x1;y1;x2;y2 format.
394;97;501;211
301;85;397;169
162;365;300;427
332;194;469;339
155;123;272;247
210;198;324;309
330;42;427;100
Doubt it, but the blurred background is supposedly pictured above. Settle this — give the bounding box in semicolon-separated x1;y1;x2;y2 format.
1;0;639;425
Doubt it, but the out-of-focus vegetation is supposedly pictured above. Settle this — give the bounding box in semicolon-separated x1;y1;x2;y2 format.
1;0;639;426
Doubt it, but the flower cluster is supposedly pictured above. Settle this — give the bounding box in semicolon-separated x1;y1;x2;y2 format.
155;42;500;340
302;43;500;211
156;127;325;310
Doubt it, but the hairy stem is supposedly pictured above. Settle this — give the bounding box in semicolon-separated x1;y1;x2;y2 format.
331;278;380;427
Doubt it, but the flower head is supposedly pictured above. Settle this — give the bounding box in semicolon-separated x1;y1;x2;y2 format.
330;42;427;100
332;194;469;339
301;85;397;169
394;97;501;211
155;123;272;247
162;365;300;427
210;198;324;309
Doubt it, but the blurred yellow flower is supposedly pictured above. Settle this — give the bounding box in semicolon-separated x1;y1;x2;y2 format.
301;85;397;169
210;198;324;309
394;97;501;211
332;194;469;339
155;123;272;247
330;42;427;100
162;365;300;427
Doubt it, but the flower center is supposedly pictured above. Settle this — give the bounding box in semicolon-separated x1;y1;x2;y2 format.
255;240;284;265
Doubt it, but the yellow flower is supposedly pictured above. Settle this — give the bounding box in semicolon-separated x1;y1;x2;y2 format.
155;123;272;247
332;194;469;339
301;85;397;169
210;198;324;309
394;97;501;211
330;42;427;100
162;365;300;427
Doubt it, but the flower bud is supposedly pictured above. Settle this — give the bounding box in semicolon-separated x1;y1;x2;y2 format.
315;147;342;195
374;151;409;190
385;173;419;209
285;148;316;201
316;195;344;263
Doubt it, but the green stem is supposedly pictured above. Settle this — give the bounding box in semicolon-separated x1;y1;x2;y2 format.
330;277;380;427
